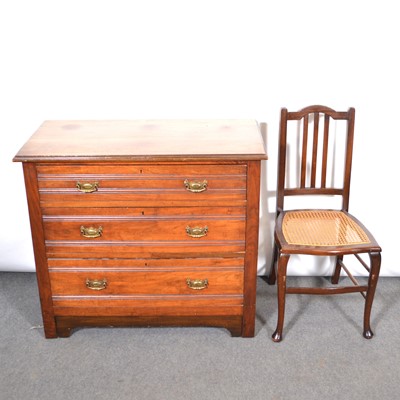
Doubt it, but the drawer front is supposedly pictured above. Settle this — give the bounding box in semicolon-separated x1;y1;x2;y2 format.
50;258;245;315
37;163;247;206
43;206;246;257
49;270;244;296
43;217;245;242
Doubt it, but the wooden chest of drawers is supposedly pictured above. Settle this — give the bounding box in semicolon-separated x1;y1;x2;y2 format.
13;120;267;338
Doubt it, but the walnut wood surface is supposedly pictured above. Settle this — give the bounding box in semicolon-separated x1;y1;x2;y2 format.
14;120;266;338
55;316;244;338
49;270;244;295
13;120;267;162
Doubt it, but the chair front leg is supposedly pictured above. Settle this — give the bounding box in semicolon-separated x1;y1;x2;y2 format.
272;253;290;342
363;251;381;339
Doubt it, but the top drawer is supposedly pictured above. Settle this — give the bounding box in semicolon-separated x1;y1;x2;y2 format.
37;163;247;207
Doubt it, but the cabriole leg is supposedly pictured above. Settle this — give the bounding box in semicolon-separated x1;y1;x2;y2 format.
363;251;381;339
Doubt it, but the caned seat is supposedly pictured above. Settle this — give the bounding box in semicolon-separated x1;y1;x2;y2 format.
282;210;370;247
267;105;382;342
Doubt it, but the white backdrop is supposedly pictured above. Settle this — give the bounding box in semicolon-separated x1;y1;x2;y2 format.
1;0;398;275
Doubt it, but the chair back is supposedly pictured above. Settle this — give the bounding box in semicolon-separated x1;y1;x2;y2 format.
276;105;355;214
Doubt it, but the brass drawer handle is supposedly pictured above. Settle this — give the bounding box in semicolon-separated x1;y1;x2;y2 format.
184;179;208;193
80;226;103;238
186;278;208;290
186;225;208;238
76;181;98;193
86;278;107;291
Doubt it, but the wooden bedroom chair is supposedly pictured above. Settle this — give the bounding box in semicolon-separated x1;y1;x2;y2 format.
267;105;382;342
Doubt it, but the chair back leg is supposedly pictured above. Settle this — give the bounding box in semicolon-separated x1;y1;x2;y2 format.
267;244;278;285
272;253;290;342
331;255;343;284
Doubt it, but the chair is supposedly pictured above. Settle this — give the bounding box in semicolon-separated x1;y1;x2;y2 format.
267;105;382;342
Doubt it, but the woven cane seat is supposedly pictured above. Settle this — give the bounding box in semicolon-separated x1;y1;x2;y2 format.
282;210;370;246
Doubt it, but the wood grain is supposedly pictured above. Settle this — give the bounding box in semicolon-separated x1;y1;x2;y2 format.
14;120;267;338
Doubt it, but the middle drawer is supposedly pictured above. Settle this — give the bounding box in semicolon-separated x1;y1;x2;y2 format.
42;207;246;242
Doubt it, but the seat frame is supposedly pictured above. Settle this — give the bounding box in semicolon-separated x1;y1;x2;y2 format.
267;105;382;342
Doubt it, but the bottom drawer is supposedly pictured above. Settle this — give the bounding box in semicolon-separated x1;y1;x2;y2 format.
49;258;246;330
49;270;243;296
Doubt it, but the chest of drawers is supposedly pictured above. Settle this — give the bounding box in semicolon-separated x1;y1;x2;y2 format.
13;120;267;338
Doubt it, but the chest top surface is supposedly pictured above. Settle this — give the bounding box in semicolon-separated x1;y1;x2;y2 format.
13;119;267;162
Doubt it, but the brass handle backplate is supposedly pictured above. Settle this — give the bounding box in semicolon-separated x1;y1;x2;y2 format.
76;181;98;193
186;278;208;290
80;226;103;238
184;179;208;193
185;225;208;238
86;278;107;291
